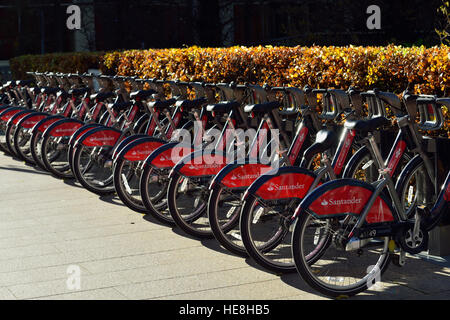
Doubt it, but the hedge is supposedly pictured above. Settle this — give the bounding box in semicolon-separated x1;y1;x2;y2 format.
9;45;450;136
101;45;450;96
10;52;104;80
10;45;450;95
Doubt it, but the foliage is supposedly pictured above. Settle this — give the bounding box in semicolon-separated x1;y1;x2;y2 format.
102;45;450;96
9;45;450;136
436;1;450;45
10;52;103;80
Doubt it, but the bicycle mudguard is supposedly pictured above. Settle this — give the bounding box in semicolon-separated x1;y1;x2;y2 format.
210;159;274;189
30;115;65;134
169;150;229;178
43;118;85;138
0;105;11;113
16;112;48;129
8;110;34;126
0;107;26;122
68;123;105;147
114;136;166;162
112;134;149;161
296;179;395;224
144;142;195;169
243;166;317;201
75;127;123;147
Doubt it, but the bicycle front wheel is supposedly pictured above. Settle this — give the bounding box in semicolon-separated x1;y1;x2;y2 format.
208;184;247;257
72;144;115;195
167;172;213;239
292;210;391;298
240;194;300;273
114;158;146;213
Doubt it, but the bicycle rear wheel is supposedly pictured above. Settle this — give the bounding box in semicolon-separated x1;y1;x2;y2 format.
395;155;435;218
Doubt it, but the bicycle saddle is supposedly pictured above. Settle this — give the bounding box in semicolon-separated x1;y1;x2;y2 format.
243;101;281;114
41;87;60;95
148;98;176;110
301;129;338;162
130;89;156;100
111;101;133;112
175;97;207;110
16;80;33;87
344;116;390;133
56;89;70;100
32;87;42;94
377;91;402;110
206;101;240;113
91;92;115;102
69;88;90;97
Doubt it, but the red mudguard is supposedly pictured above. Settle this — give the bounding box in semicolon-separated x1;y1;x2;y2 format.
177;152;229;177
123;140;166;162
255;172;315;200
220;163;273;189
1;109;23;122
81;128;122;147
148;143;195;169
48;121;84;137
20;114;48;129
303;182;395;224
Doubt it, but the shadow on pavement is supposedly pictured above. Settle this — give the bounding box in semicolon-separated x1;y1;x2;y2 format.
0;165;49;175
99;194;126;207
200;238;238;257
62;178;83;188
142;213;174;228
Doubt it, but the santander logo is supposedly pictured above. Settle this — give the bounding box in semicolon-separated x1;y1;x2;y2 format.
55;127;77;133
230;173;260;181
88;136;117;142
266;182;305;192
187;163;221;170
320;197;362;206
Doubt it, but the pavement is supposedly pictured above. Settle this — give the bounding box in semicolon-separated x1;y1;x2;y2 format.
0;151;449;300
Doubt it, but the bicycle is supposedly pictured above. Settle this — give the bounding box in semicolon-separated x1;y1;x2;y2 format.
112;80;219;213
207;85;323;256
238;88;413;273
290;90;446;297
139;82;259;225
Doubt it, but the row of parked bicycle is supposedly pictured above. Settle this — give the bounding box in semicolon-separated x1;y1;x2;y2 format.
0;71;449;298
